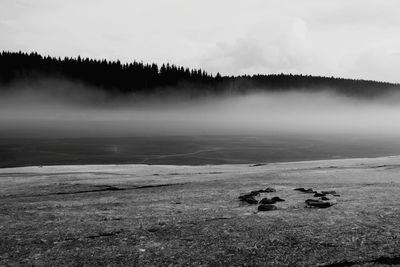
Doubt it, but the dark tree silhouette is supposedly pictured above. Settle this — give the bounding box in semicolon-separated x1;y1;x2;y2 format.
0;51;399;97
0;51;214;93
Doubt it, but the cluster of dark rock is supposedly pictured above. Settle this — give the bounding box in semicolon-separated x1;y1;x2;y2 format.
238;187;286;211
294;188;339;209
238;187;340;211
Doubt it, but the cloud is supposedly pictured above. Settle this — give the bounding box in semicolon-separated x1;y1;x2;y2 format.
1;0;400;82
201;18;313;75
351;44;400;82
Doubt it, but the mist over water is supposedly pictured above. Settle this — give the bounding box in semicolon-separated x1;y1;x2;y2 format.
1;79;400;139
2;79;400;167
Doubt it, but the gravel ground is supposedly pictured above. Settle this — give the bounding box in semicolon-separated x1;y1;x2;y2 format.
1;156;400;266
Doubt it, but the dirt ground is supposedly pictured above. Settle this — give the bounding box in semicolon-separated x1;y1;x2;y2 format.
1;156;400;266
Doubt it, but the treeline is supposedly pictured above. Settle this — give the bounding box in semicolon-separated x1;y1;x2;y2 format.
224;74;399;97
0;51;215;92
0;51;399;96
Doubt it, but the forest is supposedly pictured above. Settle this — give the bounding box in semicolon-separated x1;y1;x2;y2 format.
1;51;399;97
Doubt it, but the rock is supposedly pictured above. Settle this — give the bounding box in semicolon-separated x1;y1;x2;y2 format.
322;190;337;195
245;198;259;204
314;192;326;197
260;198;276;204
305;199;333;208
258;204;277;211
263;187;276;193
295;188;316;193
251;163;266;167
250;190;261;196
294;187;307;192
271;196;285;202
321;196;330;201
147;227;160;232
305;199;319;205
305;188;317;193
238;194;252;200
239;195;258;204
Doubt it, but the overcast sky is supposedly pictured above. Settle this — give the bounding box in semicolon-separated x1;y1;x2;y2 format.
1;0;400;82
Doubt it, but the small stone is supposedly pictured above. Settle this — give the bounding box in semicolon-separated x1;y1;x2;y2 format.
321;190;337;195
250;190;261;196
147;227;160;232
239;195;258;204
294;187;306;192
314;192;326;197
252;163;266;167
271;196;285;202
260;198;276;204
258;204;278;211
263;187;276;193
295;188;316;193
305;199;333;208
245;198;258;204
238;194;254;200
305;188;317;193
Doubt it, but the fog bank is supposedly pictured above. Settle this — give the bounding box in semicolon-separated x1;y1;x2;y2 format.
1;79;400;138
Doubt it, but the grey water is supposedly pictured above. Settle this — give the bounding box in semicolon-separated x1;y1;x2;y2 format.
2;135;400;168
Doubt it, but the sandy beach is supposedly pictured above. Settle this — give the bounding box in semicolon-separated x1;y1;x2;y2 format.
1;156;400;266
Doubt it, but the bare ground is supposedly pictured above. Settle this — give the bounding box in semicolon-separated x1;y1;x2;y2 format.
1;156;400;266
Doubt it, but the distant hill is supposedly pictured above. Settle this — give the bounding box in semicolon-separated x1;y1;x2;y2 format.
1;51;399;97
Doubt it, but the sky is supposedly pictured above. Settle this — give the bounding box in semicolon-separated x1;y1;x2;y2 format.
1;0;400;83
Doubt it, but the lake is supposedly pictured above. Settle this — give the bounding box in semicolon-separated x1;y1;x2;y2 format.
2;134;400;167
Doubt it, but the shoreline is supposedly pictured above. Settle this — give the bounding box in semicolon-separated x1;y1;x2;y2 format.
1;154;399;172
